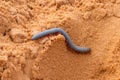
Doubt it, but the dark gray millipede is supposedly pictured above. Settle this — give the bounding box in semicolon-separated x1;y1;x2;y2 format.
32;28;91;53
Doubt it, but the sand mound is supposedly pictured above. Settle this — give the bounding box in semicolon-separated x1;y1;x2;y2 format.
0;0;120;80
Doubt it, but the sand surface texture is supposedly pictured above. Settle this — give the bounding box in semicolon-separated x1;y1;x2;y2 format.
0;0;120;80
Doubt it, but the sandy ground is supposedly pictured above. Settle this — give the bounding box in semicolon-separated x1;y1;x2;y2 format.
0;0;120;80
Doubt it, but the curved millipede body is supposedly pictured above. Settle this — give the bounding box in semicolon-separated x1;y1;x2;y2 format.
32;28;90;53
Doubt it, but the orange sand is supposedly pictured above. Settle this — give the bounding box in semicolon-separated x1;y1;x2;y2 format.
0;0;120;80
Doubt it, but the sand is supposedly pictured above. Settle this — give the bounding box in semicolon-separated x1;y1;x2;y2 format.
0;0;120;80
